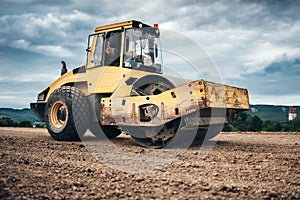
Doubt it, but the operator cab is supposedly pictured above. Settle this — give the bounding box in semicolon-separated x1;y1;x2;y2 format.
86;20;163;73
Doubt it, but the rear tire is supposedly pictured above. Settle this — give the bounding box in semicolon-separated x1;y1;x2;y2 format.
45;86;88;141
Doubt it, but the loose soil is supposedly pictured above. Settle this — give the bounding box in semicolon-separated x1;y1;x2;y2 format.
0;127;299;199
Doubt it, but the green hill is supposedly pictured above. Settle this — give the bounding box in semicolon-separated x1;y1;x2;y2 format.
246;105;300;122
0;108;39;122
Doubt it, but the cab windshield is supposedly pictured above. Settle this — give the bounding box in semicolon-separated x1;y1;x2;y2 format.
123;28;162;73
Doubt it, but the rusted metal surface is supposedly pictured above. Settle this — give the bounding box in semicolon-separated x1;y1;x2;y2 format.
204;81;249;109
100;80;249;127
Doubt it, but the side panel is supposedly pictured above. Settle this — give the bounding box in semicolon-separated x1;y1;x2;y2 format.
86;67;124;94
86;66;157;95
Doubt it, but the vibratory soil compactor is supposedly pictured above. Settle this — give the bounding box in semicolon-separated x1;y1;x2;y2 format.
31;20;249;148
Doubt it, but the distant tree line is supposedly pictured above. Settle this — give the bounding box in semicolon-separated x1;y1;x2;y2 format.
0;116;44;128
1;114;300;131
223;113;300;132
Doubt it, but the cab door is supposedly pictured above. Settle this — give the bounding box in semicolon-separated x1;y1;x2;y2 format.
86;30;125;94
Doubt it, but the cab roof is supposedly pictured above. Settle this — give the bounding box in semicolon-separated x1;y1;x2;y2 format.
95;20;152;32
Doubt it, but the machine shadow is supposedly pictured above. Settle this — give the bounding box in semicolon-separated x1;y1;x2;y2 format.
82;133;276;153
82;134;139;146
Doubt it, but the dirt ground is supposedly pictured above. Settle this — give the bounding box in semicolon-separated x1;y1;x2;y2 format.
0;127;299;199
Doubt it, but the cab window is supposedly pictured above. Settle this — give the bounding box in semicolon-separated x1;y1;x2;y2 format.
104;31;122;66
94;33;104;66
88;30;122;68
123;28;162;73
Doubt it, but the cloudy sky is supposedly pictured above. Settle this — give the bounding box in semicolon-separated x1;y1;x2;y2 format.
0;0;299;108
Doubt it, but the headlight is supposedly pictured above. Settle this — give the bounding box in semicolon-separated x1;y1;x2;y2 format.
37;93;45;101
37;87;49;101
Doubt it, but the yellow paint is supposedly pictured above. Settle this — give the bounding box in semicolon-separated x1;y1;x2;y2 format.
95;20;137;32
